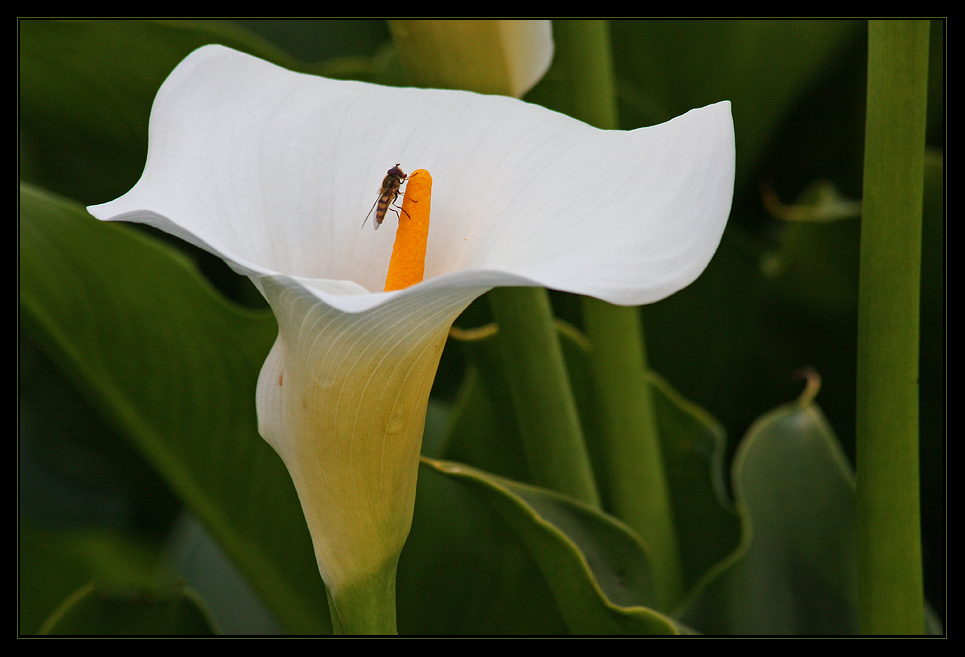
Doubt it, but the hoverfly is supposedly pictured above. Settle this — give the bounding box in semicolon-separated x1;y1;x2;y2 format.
361;164;411;230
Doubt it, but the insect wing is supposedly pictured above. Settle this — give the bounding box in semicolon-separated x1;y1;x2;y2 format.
361;193;382;230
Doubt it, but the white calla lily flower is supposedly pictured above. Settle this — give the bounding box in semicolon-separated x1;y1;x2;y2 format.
88;44;734;607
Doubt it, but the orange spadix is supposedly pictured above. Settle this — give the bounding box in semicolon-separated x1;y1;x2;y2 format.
384;169;431;292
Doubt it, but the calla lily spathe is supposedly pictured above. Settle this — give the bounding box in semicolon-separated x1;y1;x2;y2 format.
88;45;734;600
390;19;554;98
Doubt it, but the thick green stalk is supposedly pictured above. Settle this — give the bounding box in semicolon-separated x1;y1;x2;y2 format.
555;19;683;609
856;19;929;635
552;20;618;129
581;299;683;609
488;286;601;508
327;562;398;635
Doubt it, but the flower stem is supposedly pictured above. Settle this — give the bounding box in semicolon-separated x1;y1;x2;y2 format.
856;19;929;635
326;561;399;635
488;286;601;508
581;298;683;609
551;20;618;130
555;19;684;609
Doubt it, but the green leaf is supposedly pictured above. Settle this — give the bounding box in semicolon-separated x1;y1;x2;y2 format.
443;322;741;597
18;524;166;635
645;372;741;593
420;459;677;635
19;182;328;633
676;397;859;634
40;581;217;635
399;460;567;634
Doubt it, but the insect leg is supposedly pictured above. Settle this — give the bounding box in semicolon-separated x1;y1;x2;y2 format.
390;198;413;221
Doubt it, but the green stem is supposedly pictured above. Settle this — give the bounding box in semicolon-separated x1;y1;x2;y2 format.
555;19;684;609
856;19;929;635
326;562;399;635
581;299;683;609
488;286;600;508
552;20;618;129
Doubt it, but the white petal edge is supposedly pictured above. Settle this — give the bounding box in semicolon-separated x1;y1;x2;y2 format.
88;45;734;314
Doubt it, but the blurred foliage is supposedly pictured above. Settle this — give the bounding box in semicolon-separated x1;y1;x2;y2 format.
19;19;943;634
